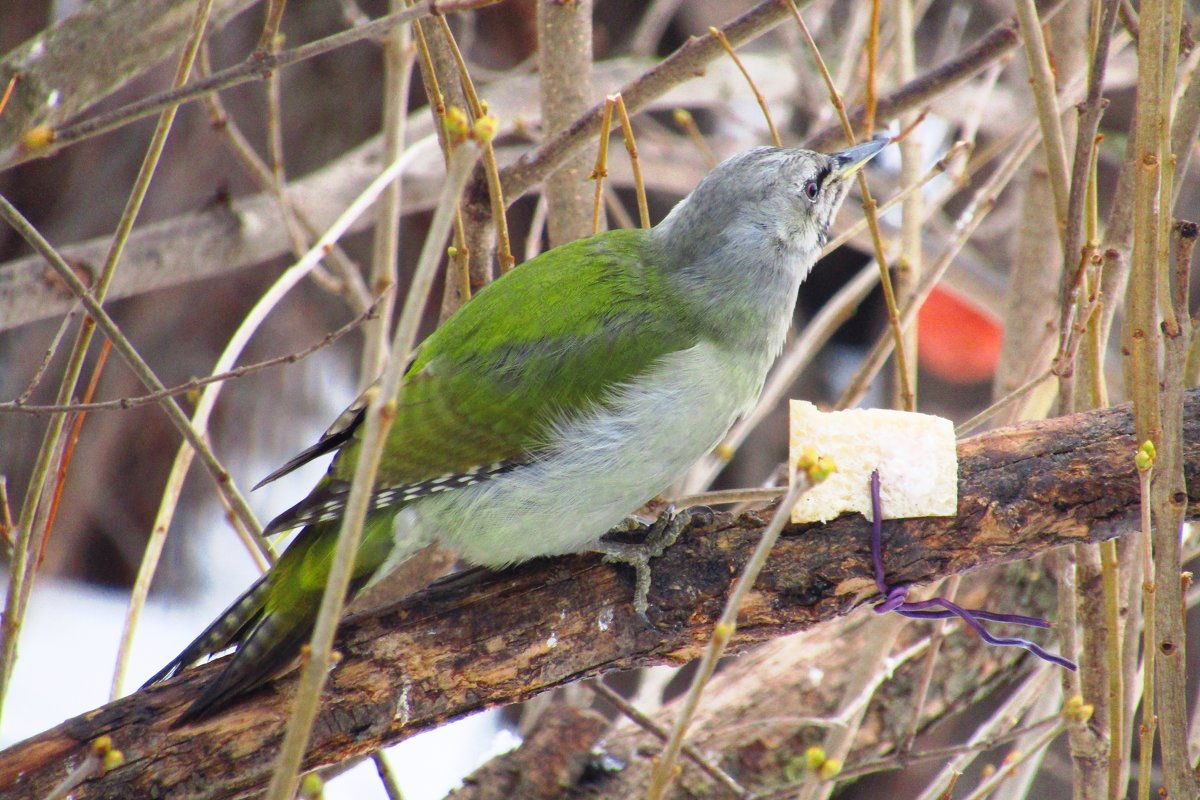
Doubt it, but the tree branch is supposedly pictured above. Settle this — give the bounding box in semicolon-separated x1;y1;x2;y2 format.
3;392;1199;799
0;0;256;152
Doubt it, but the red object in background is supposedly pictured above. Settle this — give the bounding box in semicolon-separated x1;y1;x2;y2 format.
917;285;1003;384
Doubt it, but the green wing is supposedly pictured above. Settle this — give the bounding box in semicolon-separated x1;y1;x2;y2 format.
341;227;697;486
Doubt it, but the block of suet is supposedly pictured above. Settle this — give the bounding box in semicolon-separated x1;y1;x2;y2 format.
789;401;958;524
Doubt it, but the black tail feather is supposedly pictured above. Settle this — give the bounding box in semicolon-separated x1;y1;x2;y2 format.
143;574;271;688
171;611;314;726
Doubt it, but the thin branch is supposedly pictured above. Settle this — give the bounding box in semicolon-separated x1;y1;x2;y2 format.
14;305;79;404
361;8;415;381
587;682;748;798
1102;536;1125;800
370;752;407;800
833;713;1061;783
409;14;472;315
0;479;12;554
433;15;514;271
956;368;1055;437
708;25;781;146
673;487;783;508
893;0;921;414
1;0;501;169
612;95;650;228
263;142;481;800
537;0;595;246
1;303;379;415
960;721;1070;800
1014;0;1073;241
1138;449;1158;800
914;667;1057;800
589;97;617;236
670;109;718;169
645;468;819;799
1056;0;1121;411
862;0;881;136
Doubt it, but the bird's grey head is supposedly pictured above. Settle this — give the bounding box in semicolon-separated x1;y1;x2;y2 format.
650;139;887;342
654;139;887;273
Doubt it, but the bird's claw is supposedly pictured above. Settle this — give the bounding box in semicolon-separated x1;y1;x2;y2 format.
594;505;712;622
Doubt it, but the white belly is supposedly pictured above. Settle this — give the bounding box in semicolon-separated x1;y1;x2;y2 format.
412;339;768;566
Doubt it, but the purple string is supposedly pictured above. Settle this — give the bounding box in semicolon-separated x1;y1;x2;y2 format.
868;470;1076;671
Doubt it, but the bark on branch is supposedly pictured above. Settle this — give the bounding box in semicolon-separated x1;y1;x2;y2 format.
3;392;1199;799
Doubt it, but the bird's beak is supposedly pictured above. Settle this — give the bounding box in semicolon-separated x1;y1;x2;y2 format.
830;137;890;180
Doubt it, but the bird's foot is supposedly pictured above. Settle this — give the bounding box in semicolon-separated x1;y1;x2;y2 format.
594;505;713;623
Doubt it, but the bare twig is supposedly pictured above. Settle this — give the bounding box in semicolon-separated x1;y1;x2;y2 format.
14;305;79;404
832;713;1061;784
433;15;513;271
0;479;12;554
1;296;381;415
409;15;472;315
914;667;1057;800
671;109;717;169
956;368;1055;436
1102;537;1124;800
893;0;921;413
589;98;617;235
262;142;481;800
1057;0;1121;404
612;95;649;229
862;0;881;136
588;682;748;797
1137;450;1156;800
362;6;415;381
645;466;820;799
673;486;783;508
708;25;781;146
370;752;407;800
1014;0;1073;241
900;577;959;755
1;0;501;168
960;721;1069;800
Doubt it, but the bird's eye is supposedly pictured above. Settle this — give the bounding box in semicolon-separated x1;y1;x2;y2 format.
804;179;819;202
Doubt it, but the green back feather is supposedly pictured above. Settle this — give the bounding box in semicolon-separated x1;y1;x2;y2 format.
335;228;699;485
